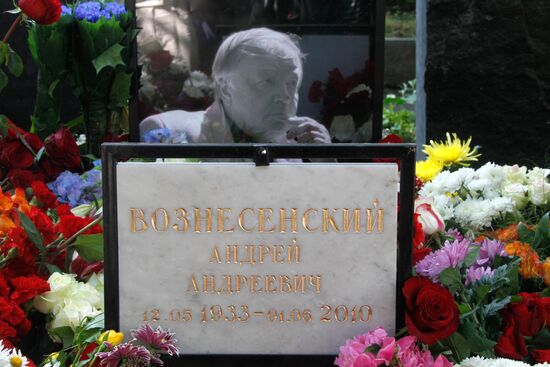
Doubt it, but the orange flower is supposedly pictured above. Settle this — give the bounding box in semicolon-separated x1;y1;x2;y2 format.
505;241;542;279
543;258;550;287
0;213;16;236
12;188;30;214
494;224;519;242
0;191;14;212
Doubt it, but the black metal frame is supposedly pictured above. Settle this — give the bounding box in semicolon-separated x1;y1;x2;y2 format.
102;143;414;367
126;1;386;143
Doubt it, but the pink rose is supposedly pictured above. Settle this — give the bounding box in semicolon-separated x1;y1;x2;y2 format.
415;197;445;235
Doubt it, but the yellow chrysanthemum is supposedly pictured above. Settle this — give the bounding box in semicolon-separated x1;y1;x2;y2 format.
423;133;480;167
416;158;444;182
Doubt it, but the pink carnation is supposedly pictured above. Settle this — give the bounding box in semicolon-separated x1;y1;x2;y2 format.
334;327;396;367
397;336;453;367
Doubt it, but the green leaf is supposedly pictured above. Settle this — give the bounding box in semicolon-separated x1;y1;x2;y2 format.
439;268;463;294
446;332;471;361
475;284;491;304
18;210;45;252
0;115;8;137
482;296;511;318
48;79;60;98
92;44;124;74
65;114;84;130
464;246;481;268
7;49;23;77
108;72;132;109
45;263;62;274
50;326;75;349
458;303;471;315
540;288;550;297
74;233;104;262
533;212;549;249
84;312;105;331
517;223;534;243
460;320;496;355
4;8;21;14
0;42;7;64
532;328;550;349
34;146;45;164
0;68;7;93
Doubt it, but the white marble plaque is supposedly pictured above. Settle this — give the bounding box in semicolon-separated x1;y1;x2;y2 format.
116;162;398;355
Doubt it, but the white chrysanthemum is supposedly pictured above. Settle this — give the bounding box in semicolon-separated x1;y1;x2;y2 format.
454;198;498;229
459;356;550;367
440;167;475;193
431;194;455;220
419;178;446;198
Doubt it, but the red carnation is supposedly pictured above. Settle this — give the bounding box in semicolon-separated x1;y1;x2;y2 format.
0;132;42;170
56;213;102;239
0;320;17;339
28;207;57;244
18;0;62;25
56;204;72;217
403;276;459;345
44;128;81;172
10;276;50;305
31;181;58;209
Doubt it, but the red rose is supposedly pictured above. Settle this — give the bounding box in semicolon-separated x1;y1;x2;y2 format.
403;276;459;345
0;132;42;170
10;276;50;305
31;181;58;209
502;292;545;337
7;169;33;188
18;0;61;24
308;81;324;103
532;349;550;363
71;256;104;280
148;50;173;72
495;322;528;360
38;156;64;181
44;128;81;171
413;213;425;248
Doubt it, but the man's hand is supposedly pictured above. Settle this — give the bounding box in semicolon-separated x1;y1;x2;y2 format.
286;117;331;144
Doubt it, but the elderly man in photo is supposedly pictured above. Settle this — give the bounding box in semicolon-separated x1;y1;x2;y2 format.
139;27;331;145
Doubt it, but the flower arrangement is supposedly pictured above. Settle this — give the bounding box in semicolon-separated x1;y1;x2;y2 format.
138;42;214;119
308;61;374;142
335;327;452;367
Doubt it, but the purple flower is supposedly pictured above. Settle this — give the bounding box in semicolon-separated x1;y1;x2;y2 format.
415;238;472;282
465;266;495;285
475;239;508;267
98;342;151;367
61;5;72;16
132;324;179;356
143;128;171;143
446;228;464;242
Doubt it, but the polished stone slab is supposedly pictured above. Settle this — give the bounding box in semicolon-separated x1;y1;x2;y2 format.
116;162;398;355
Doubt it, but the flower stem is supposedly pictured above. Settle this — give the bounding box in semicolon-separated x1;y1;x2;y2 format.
2;15;22;44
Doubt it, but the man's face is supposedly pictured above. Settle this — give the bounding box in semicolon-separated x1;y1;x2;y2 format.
223;54;302;142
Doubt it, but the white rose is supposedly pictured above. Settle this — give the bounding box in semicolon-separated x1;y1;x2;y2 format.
527;167;550;184
528;179;550;206
34;273;77;314
501;182;529;208
50;299;100;330
503;165;528;183
72;283;102;311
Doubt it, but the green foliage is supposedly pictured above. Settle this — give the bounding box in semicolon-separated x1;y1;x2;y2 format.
383;80;416;141
0;42;24;93
73;234;104;262
518;212;550;258
385;11;416;37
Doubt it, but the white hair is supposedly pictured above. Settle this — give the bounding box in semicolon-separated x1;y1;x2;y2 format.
212;28;303;96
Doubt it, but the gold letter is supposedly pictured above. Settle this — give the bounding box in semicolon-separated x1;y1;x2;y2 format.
288;239;301;263
194;208;213;233
322;208;340;233
217;208;235;233
259;245;271;264
302;209;319;232
258;208;275;233
151;208;169;232
131;208;148;232
309;275;322;293
173;208;189;232
279;208;298;233
187;273;199;292
366;199;384;233
209;246;222;264
343;208;362;233
238;208;255;232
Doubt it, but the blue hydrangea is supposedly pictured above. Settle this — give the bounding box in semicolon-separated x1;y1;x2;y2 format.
61;5;72;16
48;165;103;207
73;1;127;22
143;128;188;143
